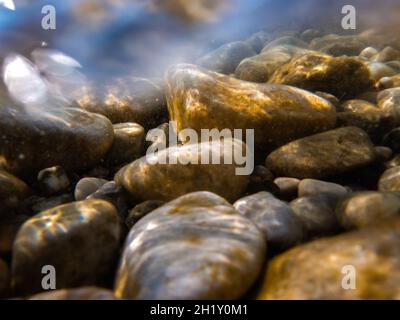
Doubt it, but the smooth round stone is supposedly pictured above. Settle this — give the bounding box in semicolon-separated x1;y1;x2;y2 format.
300;29;322;43
244;31;271;52
77;78;168;130
269;52;374;99
377;77;395;90
114;192;266;300
374;146;393;162
309;35;366;56
0;107;114;177
166;64;336;152
383;128;400;153
115;139;250;202
378;88;400;124
368;61;397;81
384;154;400;169
378;166;400;192
74;177;109;201
257;219;400;299
290;195;340;239
0;259;10;298
274;177;300;201
12;199;122;295
266;127;377;179
197;41;256;75
0;170;30;217
262;36;307;51
29;287;115;300
314;92;340;108
336;192;400;229
298;179;349;201
126;200;165;228
337;99;395;141
373;47;400;62
37;166;70;195
359;47;379;60
233;192;303;250
104;123;145;167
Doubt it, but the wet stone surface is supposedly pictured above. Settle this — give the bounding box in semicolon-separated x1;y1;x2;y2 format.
114;192;266;300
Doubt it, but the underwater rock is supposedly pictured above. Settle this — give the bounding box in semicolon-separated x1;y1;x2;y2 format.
77;77;168;129
378;166;400;192
378;88;400;124
266;127;377;179
0;106;114;177
29;287;115;300
233;192;303;250
372;46;400;62
104;123;145;167
166;64;336;151
12;199;122;295
336;191;400;229
257;218;400;299
261;36;307;52
114;191;266;299
37;166;70;196
0;170;30;217
368;61;397;81
197;41;256;74
298;179;348;201
309;35;366;56
115;139;250;202
235;45;310;82
290;194;341;239
74;177;109;201
269;52;374;98
125;200;165;229
273;177;300;201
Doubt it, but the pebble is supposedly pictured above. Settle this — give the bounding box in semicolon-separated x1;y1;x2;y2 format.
266;127;377;179
197;41;256;74
359;47;379;60
74;177;109;201
269;52;374;98
115;139;250;202
336;191;400;229
298;179;349;200
262;36;307;51
368;61;397;81
37;166;70;195
290;194;340;239
309;35;366;56
12;199;122;295
166;64;336;151
0;106;114;177
233;192;303;250
378;88;400;124
274;177;300;201
378;166;400;192
104;123;145;167
257;218;400;299
0;170;30;217
114;192;266;299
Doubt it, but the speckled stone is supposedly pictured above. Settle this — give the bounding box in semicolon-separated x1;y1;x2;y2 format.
290;194;340;239
12;199;122;295
0;106;114;177
114;192;266;300
257;218;400;299
336;191;400;229
269;52;374;99
233;192;303;250
379;166;400;192
166;64;336;151
29;287;115;300
266;127;377;179
115;139;250;202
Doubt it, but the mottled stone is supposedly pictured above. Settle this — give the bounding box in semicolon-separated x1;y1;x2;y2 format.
373;47;400;63
379;166;400;192
197;41;256;74
257;219;400;299
262;36;307;52
298;179;349;201
235;45;309;82
126;200;165;228
74;177;109;201
12;199;122;295
337;100;395;141
114;192;266;299
115;139;249;202
290;194;340;239
274;177;300;201
359;47;379;60
234;192;302;250
37;166;70;195
166;64;336;151
104;123;145;166
0;106;114;177
77;78;167;129
266;127;377;179
29;287;115;300
309;35;366;56
336;192;400;229
378;88;400;124
269;52;374;98
0;170;29;217
368;62;397;81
